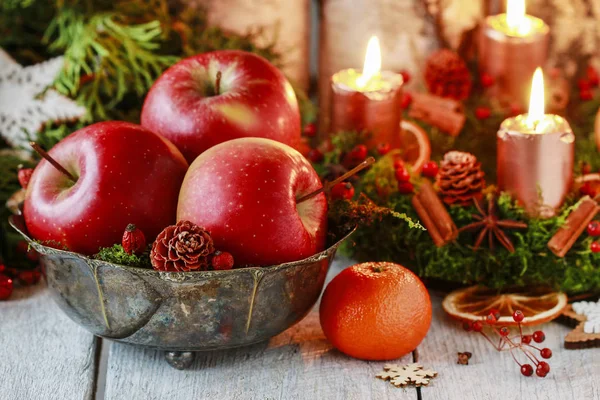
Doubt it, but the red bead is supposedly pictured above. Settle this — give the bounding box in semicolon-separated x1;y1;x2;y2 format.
211;251;235;270
395;168;410;183
377;143;391;155
580;90;594;101
307;149;324;163
303;123;317;137
587;221;600;237
578;79;591;91
397;182;414;195
421;161;439;178
18;269;41;286
591;242;600;253
521;364;534;377
499;326;510;336
480;73;495;88
462;321;473;332
513;310;524;323
400;92;413;109
521;335;532;344
538;361;550;374
18;168;34;189
472;320;483;332
540;348;552;359
330;182;355;201
475;106;491;120
0;274;13;301
393;159;405;170
400;70;411;84
533;330;545;343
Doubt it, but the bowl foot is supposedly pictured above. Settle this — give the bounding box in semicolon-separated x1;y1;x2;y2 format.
165;351;195;370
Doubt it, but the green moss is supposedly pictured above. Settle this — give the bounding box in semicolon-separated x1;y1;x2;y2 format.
94;244;151;268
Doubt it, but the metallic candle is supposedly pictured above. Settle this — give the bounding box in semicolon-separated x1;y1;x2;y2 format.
330;36;403;148
497;69;575;217
478;0;549;108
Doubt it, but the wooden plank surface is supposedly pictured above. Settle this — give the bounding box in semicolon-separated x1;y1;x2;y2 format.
103;257;418;400
0;283;98;400
418;295;600;400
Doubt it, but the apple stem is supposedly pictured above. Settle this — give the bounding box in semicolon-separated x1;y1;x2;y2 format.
215;71;222;95
29;142;76;182
296;156;375;204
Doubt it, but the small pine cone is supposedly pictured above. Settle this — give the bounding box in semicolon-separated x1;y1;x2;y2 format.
425;49;472;100
151;221;215;272
436;151;485;206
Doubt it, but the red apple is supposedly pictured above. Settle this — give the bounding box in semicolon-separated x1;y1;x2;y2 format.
23;121;189;255
141;50;301;163
177;138;327;266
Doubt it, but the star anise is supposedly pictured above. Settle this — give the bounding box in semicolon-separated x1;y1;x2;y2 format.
459;196;528;253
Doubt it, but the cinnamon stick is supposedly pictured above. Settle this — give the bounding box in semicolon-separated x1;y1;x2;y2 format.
412;180;458;247
548;196;600;257
409;94;466;137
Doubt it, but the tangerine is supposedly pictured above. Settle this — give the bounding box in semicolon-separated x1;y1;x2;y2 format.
319;262;431;360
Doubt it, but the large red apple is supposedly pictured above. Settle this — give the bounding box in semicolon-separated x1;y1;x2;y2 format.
23;121;189;255
177;138;327;266
141;50;301;162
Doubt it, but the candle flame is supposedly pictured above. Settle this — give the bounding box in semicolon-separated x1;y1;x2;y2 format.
506;0;531;35
357;36;381;88
527;67;545;125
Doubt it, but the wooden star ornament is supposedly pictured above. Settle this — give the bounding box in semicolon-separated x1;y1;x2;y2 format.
376;363;438;387
563;300;600;349
0;48;87;149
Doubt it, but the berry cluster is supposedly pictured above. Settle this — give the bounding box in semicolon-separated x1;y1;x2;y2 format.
588;221;600;254
393;159;439;195
0;253;42;301
577;65;600;101
463;309;552;378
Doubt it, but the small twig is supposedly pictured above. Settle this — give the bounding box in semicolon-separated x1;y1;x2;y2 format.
215;71;222;95
296;157;375;204
30;142;76;182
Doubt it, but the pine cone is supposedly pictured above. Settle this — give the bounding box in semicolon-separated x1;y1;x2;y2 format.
150;221;215;272
436;151;485;206
425;49;472;100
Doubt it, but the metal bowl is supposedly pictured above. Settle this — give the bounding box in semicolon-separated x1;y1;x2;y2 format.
9;214;353;369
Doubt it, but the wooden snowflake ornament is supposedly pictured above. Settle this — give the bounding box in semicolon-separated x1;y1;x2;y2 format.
563;300;600;349
0;48;86;149
376;363;438;387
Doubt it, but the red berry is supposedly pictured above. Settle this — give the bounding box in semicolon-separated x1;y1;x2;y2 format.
303;123;316;137
122;224;146;255
307;149;324;163
521;335;532;344
499;326;510;336
472;320;483;332
393;159;405;170
421;161;439;178
540;348;552;359
475;106;491;120
400;70;411;84
538;361;551;374
480;73;495;88
521;364;534;377
587;65;599;86
330;182;355;201
509;103;524;117
489;308;501;320
0;264;4;274
580;182;596;197
377;143;391;155
353;145;368;161
395;168;410;183
535;367;547;378
400;92;413;109
211;251;234;270
578;79;591;91
581;162;592;175
485;312;497;325
462;321;473;332
18;167;33;189
513;310;524;323
18;269;41;286
0;274;13;301
580;90;594;101
397;182;414;195
591;242;600;253
533;330;545;343
588;221;600;237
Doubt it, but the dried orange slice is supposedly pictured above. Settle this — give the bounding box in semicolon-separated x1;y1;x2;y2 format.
396;120;431;174
442;286;568;326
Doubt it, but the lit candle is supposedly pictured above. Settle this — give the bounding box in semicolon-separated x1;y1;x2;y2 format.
329;36;403;148
497;68;575;217
479;0;550;108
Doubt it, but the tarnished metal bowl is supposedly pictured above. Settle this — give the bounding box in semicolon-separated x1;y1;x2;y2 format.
9;214;353;368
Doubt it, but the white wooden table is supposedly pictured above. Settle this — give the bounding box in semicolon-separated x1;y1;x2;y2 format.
2;256;599;400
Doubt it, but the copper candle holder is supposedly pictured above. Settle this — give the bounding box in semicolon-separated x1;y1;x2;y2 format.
478;14;549;108
329;69;403;148
497;115;574;216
